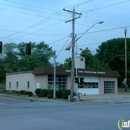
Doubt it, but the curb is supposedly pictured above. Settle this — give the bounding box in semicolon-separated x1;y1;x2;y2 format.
0;94;68;103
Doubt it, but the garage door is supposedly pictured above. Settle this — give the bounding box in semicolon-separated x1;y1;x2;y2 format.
104;81;115;94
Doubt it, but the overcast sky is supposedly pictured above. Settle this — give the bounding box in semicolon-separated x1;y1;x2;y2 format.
0;0;130;63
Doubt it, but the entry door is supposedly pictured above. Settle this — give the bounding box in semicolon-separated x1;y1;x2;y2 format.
104;81;115;94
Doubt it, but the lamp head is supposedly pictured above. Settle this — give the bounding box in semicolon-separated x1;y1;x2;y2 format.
98;21;104;24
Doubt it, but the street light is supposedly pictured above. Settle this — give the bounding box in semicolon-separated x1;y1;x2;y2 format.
74;21;104;101
76;21;104;42
124;28;127;92
43;49;56;98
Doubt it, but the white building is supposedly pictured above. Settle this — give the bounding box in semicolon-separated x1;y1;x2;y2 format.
6;66;120;95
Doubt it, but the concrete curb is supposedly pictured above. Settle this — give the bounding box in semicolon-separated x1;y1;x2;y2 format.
0;94;68;103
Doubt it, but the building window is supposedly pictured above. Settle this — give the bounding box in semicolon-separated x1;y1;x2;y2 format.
16;82;18;89
27;81;30;89
78;82;98;88
9;82;11;89
104;81;115;93
48;75;67;90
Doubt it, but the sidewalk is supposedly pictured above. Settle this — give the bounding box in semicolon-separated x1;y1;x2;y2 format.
86;93;130;103
0;93;130;103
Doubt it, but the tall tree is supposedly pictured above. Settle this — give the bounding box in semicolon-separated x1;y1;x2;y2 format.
96;38;130;85
81;47;110;70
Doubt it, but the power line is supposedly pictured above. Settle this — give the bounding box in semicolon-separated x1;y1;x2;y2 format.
82;0;130;13
87;26;130;33
57;36;71;57
4;0;56;12
48;35;70;45
0;28;68;36
0;2;54;13
1;12;64;39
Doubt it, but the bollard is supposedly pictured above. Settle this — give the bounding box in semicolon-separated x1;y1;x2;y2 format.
83;94;87;100
68;95;70;102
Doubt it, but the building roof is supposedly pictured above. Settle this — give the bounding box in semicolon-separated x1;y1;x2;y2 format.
32;66;120;77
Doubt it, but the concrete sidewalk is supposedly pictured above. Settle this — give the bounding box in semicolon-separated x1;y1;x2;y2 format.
0;93;130;103
85;93;130;103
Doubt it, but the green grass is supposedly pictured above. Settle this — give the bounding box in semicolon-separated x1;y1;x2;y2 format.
118;87;130;92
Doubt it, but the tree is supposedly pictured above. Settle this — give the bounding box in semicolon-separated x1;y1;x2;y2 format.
59;47;110;70
0;41;54;81
81;47;110;70
96;38;130;85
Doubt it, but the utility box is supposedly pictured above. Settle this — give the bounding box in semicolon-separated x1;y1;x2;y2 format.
75;57;85;69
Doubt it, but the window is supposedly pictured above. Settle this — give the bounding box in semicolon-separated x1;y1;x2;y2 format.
48;75;67;90
79;82;98;88
104;81;115;93
9;82;11;89
16;82;18;89
27;81;30;89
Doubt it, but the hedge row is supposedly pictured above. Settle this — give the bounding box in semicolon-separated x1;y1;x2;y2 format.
35;89;70;99
0;90;33;96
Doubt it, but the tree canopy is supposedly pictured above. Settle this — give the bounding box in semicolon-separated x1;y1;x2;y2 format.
0;41;54;81
96;38;130;85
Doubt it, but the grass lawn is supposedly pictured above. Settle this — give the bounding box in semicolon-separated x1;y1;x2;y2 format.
118;87;130;92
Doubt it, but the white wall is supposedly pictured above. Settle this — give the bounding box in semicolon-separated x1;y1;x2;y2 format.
84;76;99;82
77;88;99;95
6;72;36;93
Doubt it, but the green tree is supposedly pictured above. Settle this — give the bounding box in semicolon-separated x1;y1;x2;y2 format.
0;41;54;81
96;38;130;85
81;47;110;70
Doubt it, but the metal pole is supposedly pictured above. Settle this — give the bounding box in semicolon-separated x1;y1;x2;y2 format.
70;8;75;101
53;51;56;98
124;28;127;92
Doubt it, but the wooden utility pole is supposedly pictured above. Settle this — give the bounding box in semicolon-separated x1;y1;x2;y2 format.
63;8;82;101
124;28;127;92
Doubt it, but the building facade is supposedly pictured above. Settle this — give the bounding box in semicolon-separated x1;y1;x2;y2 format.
6;66;120;95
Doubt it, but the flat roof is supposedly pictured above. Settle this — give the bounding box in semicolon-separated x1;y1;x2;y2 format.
32;66;120;77
6;71;32;75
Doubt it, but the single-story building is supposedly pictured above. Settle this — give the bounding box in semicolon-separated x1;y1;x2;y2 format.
6;66;120;95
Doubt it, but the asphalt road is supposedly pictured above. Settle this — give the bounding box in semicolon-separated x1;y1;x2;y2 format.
0;96;130;130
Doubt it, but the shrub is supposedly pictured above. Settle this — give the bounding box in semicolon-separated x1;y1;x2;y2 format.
0;89;5;93
35;88;41;96
56;90;63;98
19;90;27;95
62;89;70;99
47;89;53;98
17;91;22;95
39;89;48;97
28;91;33;97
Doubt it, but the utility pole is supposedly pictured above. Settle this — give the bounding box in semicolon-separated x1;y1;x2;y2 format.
53;50;56;98
63;8;82;101
124;28;127;92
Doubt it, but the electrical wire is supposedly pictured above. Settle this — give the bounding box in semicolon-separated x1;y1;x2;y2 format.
48;35;70;45
4;0;56;12
82;0;130;13
56;36;71;57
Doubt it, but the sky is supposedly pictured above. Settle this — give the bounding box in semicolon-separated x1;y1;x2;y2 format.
0;0;130;64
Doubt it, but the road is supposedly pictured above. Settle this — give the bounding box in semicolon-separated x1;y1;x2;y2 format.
0;96;129;130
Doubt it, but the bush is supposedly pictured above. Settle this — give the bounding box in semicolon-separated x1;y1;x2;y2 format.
17;91;22;95
39;89;48;97
35;88;41;96
62;89;70;99
56;90;63;98
19;90;27;95
28;91;33;97
47;89;53;98
0;89;5;93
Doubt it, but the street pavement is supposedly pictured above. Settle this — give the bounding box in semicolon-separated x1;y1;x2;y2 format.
0;95;130;130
